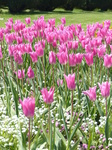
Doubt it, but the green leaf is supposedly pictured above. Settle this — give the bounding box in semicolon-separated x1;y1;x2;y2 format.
71;139;80;150
68;112;85;145
41;124;50;145
95;100;104;116
79;128;88;144
55;128;66;146
9;78;19;116
60;105;69;139
87;132;92;150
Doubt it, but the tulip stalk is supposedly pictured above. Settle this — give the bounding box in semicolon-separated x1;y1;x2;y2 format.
48;105;51;147
71;90;73;117
10;56;14;75
41;57;46;87
64;65;67;106
108;68;109;82
35;63;38;85
52;64;54;87
33;80;35;97
28;118;31;150
106;98;107;117
77;64;79;84
91;66;93;87
100;59;102;80
16;64;19;93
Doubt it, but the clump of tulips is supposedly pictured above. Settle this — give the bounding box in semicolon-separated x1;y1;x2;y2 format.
0;17;112;149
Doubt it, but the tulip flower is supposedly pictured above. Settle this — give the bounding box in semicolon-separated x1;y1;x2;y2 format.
75;53;83;64
41;87;55;143
57;52;68;65
97;45;106;58
27;66;34;79
16;69;25;79
98;81;110;117
19;97;35;150
64;73;76;117
61;17;66;25
57;79;63;86
25;18;31;25
29;52;38;63
19;97;35;118
84;53;93;66
41;87;55;104
49;51;56;64
83;86;97;101
69;53;76;66
64;73;76;90
98;82;110;98
14;52;23;65
104;54;112;68
34;44;44;57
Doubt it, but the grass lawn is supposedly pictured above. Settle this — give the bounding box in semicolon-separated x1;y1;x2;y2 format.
0;8;112;28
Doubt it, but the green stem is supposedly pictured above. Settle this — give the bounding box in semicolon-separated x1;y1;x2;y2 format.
33;80;35;97
77;64;79;84
41;57;46;87
48;105;51;146
29;118;31;150
108;68;109;82
91;65;93;87
35;63;38;85
52;64;54;87
71;90;73;118
16;64;19;93
106;98;107;117
64;65;67;107
100;59;102;81
10;56;14;76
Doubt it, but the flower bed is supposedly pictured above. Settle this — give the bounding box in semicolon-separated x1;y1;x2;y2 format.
0;17;112;149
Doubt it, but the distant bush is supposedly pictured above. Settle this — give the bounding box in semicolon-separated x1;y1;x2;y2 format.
8;0;26;13
0;0;112;13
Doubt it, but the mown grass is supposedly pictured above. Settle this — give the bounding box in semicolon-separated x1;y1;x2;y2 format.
1;8;112;28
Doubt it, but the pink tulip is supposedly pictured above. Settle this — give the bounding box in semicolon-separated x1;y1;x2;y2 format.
57;79;63;86
57;52;68;65
19;97;35;118
84;53;93;66
98;82;110;98
104;54;112;68
83;86;97;101
41;87;55;104
49;51;56;64
16;69;25;79
0;47;3;59
14;52;23;65
29;52;38;63
25;18;31;25
72;41;78;50
27;66;34;79
0;29;3;41
64;74;76;90
75;53;83;64
61;17;66;25
97;45;106;58
34;44;44;57
69;53;76;66
8;45;14;56
67;41;72;50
